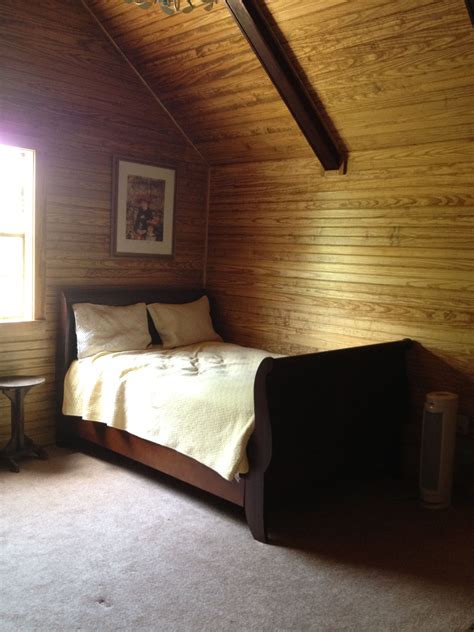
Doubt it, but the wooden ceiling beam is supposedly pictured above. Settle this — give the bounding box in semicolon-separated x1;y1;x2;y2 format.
465;0;474;25
224;0;344;171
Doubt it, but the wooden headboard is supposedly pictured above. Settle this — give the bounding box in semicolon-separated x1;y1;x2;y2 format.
57;286;207;383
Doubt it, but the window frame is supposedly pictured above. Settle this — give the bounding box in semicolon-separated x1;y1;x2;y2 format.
0;138;46;338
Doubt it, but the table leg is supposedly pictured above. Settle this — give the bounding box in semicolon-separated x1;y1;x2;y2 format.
0;385;48;471
24;435;49;460
11;389;25;451
5;456;20;473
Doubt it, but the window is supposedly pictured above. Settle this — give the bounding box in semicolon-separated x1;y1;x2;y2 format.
0;144;36;322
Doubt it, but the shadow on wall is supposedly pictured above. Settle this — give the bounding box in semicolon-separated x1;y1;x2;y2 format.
407;342;474;420
404;342;474;487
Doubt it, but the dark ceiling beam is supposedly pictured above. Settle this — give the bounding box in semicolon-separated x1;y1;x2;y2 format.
224;0;344;171
465;0;474;25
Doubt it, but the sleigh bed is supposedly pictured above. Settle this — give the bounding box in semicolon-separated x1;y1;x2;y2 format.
56;286;412;543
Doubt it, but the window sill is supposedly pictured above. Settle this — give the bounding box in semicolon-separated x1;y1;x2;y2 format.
0;319;47;339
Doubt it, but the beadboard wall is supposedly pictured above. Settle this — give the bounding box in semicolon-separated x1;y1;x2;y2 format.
206;143;474;475
0;0;208;445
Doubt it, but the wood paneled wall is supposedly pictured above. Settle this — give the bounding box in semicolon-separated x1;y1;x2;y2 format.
0;0;208;445
206;141;474;475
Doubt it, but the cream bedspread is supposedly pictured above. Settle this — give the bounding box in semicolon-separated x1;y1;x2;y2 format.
62;342;273;480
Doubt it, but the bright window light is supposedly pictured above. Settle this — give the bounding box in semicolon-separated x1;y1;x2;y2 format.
0;144;35;322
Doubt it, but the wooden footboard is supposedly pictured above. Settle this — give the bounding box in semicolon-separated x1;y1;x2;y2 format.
246;338;412;542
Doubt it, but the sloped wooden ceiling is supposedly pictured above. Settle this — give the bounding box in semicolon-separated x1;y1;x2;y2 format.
85;0;474;165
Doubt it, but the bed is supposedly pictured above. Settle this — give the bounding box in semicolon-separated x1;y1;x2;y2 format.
56;286;412;543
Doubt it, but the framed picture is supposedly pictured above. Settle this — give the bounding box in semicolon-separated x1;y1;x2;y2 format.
112;157;176;257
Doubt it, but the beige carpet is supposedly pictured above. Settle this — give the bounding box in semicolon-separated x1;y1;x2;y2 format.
1;447;473;632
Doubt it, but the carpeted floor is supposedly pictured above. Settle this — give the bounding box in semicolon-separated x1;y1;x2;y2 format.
1;447;473;632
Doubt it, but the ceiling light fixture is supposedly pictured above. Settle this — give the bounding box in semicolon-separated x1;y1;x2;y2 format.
123;0;219;14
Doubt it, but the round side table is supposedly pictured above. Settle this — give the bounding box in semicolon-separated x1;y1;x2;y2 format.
0;376;48;472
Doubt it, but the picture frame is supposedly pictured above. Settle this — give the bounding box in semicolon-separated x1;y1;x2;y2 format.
112;157;176;257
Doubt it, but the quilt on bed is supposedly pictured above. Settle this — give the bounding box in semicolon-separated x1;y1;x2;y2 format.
62;341;273;480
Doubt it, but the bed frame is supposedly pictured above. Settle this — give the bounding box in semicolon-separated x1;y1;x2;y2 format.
56;287;412;543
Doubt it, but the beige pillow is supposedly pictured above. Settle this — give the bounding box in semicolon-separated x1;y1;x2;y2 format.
147;296;222;349
73;302;151;359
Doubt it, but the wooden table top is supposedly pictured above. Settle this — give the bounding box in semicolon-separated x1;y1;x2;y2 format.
0;376;45;390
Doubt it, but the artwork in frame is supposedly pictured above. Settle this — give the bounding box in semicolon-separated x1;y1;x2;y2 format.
112;157;176;256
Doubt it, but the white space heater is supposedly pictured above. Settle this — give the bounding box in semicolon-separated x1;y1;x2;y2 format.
419;391;458;509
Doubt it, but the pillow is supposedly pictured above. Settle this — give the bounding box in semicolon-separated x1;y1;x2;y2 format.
147;296;222;349
73;302;151;359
